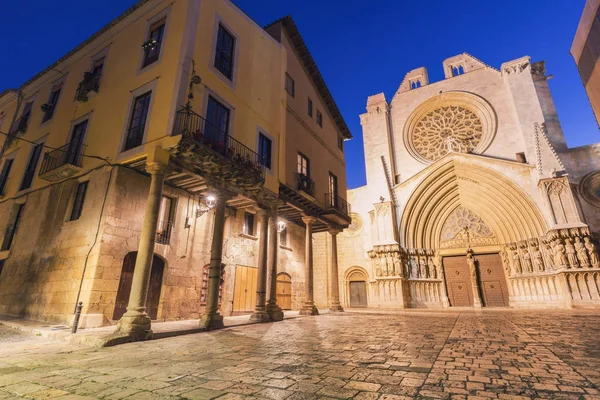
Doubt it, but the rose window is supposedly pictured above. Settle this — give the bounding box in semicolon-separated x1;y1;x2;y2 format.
412;106;484;162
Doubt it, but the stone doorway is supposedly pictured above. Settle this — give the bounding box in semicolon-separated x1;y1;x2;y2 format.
477;253;510;307
349;281;368;307
443;255;474;307
276;273;292;310
113;252;165;320
232;265;257;313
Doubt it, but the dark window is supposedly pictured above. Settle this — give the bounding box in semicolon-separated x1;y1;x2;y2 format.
20;143;43;191
42;85;62;122
1;204;24;251
70;181;88;221
285;73;295;97
156;196;175;244
0;159;14;195
0;259;4;278
410;80;422;89
206;96;230;139
452;65;465;76
90;57;105;92
329;172;338;200
66;120;88;166
297;152;310;177
280;228;287;247
12;101;33;134
142;19;165;68
338;136;344;151
258;133;272;169
214;24;235;80
243;212;255;236
316;110;323;127
123;91;152;151
200;264;225;305
307;98;313;117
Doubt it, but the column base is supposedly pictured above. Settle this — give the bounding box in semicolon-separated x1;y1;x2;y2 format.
266;303;284;321
115;309;153;341
249;310;271;323
299;303;319;316
329;303;344;312
200;312;224;330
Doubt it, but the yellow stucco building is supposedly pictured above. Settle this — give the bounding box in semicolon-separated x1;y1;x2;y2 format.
0;0;351;339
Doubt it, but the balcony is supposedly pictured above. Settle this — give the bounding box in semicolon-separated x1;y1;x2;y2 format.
323;193;351;225
171;108;266;189
296;173;315;197
39;142;84;182
156;220;173;245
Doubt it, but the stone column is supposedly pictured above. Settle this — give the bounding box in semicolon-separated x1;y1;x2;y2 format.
200;191;233;330
266;206;284;321
116;162;167;340
300;215;318;315
328;227;344;312
250;209;270;322
467;251;482;308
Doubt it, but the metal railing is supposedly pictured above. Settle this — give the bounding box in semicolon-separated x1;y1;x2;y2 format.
325;193;350;216
156;220;173;245
39;141;84;176
296;173;315;196
172;108;266;180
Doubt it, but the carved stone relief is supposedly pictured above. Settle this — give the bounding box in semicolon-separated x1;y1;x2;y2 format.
440;206;497;249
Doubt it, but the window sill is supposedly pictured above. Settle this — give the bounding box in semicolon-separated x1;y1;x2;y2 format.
279;245;292;251
239;233;258;241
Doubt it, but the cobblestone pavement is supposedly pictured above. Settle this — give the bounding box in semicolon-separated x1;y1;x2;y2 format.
0;325;38;345
0;310;599;399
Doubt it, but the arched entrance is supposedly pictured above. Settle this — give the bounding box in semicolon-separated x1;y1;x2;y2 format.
347;268;368;308
276;273;292;310
113;252;165;320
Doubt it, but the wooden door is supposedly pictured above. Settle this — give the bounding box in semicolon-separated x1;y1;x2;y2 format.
349;281;368;307
443;256;474;307
233;265;257;313
477;253;509;307
113;253;164;320
276;273;292;310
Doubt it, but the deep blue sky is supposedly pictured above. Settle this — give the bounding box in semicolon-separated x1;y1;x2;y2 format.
1;0;597;189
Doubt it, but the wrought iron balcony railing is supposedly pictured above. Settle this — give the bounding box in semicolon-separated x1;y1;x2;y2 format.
39;141;84;181
156;220;173;245
296;173;315;196
172;108;266;181
325;193;350;216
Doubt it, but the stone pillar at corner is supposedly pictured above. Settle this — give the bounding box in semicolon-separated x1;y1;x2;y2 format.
200;191;233;330
116;159;168;340
300;215;319;315
250;209;271;322
328;227;344;312
266;206;284;321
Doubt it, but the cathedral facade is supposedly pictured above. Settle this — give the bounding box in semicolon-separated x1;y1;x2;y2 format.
318;53;600;310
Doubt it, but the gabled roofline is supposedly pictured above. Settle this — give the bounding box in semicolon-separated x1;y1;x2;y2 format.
0;0;152;98
265;16;352;139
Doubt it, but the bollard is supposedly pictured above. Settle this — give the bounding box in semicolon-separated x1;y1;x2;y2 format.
72;301;83;334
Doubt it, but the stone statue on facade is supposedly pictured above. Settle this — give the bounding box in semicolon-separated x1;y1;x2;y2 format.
574;237;590;268
409;252;418;279
467;251;477;281
393;255;402;277
565;238;578;268
374;255;382;277
553;239;569;269
428;253;437;279
531;245;545;273
543;240;555;271
435;253;444;280
511;246;522;274
419;253;428;279
584;237;600;268
521;246;533;273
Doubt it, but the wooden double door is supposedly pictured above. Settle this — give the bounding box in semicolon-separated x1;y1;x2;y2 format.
233;265;257;313
349;281;368;307
276;273;292;310
443;253;509;307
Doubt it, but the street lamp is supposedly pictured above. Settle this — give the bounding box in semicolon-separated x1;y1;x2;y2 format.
277;219;286;233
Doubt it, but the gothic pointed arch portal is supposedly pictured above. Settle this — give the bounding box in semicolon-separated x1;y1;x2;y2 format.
401;159;548;250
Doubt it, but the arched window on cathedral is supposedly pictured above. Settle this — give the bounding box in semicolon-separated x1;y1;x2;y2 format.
453;65;465;76
200;263;226;306
410;80;422;90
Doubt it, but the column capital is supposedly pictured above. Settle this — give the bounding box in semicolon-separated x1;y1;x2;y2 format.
328;226;342;236
145;162;169;176
302;215;317;225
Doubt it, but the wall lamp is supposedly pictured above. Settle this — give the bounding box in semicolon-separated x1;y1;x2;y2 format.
277;219;287;233
196;194;217;218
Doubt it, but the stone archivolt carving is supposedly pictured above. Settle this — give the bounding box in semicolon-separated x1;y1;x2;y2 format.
403;92;497;164
412;106;483;162
579;171;600;208
440;206;497;249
